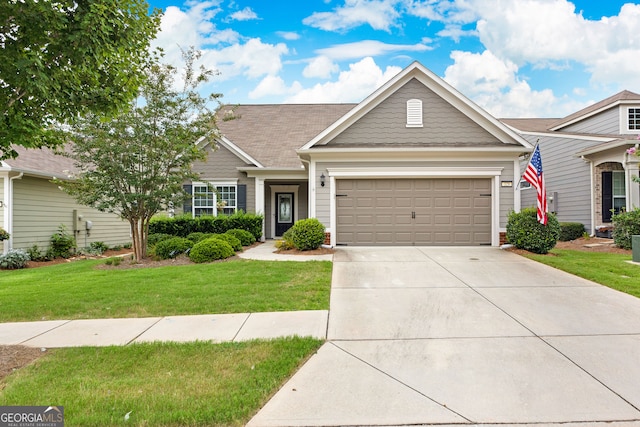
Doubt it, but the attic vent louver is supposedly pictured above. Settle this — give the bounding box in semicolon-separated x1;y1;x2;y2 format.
406;99;423;127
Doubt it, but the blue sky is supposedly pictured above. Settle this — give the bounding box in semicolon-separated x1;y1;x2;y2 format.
147;0;640;118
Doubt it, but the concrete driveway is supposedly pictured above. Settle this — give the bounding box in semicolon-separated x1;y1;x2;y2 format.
248;247;640;426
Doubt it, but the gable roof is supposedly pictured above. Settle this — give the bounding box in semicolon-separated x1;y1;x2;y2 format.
300;61;532;151
215;104;355;168
500;118;560;133
550;90;640;131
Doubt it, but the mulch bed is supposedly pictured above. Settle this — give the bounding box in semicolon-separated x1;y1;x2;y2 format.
0;346;47;383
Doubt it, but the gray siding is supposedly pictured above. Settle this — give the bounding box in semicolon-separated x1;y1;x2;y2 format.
519;135;600;230
12;176;131;251
327;78;501;146
316;160;515;229
562;107;619;134
191;144;256;213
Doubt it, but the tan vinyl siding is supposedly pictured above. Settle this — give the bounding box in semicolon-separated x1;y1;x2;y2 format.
327;78;502;147
519;135;599;230
191;144;255;213
12;176;130;251
316;160;515;228
561;107;620;134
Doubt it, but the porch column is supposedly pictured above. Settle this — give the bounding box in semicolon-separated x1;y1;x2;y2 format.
255;177;265;242
628;159;640;210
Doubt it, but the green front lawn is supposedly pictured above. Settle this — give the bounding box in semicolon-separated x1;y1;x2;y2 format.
0;259;332;322
0;338;322;426
520;249;640;298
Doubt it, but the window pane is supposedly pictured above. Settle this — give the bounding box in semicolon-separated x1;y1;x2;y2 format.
193;185;215;217
216;185;237;211
629;108;640;130
613;172;625;197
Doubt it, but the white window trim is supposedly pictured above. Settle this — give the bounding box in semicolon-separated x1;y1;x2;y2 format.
192;180;239;216
621;106;640;134
192;182;218;217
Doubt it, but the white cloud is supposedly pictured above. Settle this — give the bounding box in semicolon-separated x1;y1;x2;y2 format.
303;56;340;79
303;0;401;32
285;57;401;103
229;7;259;21
436;25;477;42
203;38;289;80
443;50;580;117
276;31;301;40
316;40;431;60
249;75;303;99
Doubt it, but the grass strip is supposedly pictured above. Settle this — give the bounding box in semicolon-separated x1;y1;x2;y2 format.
0;337;322;426
520;249;640;298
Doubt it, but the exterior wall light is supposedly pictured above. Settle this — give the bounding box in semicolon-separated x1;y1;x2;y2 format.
320;173;325;187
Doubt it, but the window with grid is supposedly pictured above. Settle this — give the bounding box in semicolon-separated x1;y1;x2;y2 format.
216;185;237;215
193;184;215;217
629;108;640;131
613;171;626;212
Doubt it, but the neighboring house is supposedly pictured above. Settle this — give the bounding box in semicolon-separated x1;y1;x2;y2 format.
188;61;533;247
0;147;131;254
503;90;640;236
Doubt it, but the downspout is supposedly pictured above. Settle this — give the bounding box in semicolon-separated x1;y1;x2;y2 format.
581;156;596;237
3;172;23;254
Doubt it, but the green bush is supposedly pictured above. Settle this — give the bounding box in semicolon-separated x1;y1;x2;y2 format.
210;233;242;252
50;225;76;258
225;228;256;246
149;211;264;240
506;208;561;254
88;241;109;255
147;233;174;246
26;245;50;262
289;218;326;251
154;237;194;260
559;222;585;241
0;249;30;269
612;208;640;249
189;238;235;263
186;232;214;243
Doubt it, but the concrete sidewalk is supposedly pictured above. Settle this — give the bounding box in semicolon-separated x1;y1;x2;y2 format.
0;310;328;348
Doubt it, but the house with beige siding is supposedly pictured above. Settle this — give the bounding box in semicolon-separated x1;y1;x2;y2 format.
503;90;640;236
188;62;533;246
1;147;131;254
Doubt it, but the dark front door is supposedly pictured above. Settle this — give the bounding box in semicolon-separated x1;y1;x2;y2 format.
275;193;294;236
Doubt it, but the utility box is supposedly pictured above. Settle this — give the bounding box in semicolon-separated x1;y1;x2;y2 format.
633;235;640;263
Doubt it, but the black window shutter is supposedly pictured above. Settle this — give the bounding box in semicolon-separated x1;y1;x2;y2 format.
237;184;247;212
183;184;193;216
602;171;613;223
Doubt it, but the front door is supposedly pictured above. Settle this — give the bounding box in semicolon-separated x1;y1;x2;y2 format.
275;193;294;236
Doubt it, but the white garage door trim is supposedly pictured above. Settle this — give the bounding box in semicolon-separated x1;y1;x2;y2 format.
327;167;504;247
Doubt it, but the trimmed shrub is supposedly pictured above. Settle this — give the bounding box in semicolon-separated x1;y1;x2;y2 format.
210;233;242;252
0;249;30;269
559;222;585;242
225;229;256;246
186;232;214;243
147;233;174;247
50;225;76;258
154;237;194;260
149;211;264;240
189;238;235;263
506;207;561;254
612;208;640;249
289;218;326;251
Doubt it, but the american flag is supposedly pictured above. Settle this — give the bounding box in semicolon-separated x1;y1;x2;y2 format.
522;144;548;225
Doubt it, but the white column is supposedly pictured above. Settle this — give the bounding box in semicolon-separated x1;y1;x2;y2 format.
255;177;265;241
1;173;9;254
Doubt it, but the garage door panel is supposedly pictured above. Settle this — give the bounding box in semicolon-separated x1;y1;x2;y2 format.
336;178;492;246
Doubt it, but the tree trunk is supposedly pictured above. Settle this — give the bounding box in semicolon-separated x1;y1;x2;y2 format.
130;218;144;262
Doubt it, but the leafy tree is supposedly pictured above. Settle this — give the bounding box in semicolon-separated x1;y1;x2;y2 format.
0;0;161;159
56;49;221;262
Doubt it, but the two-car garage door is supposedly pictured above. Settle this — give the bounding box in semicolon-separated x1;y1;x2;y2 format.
336;178;492;246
